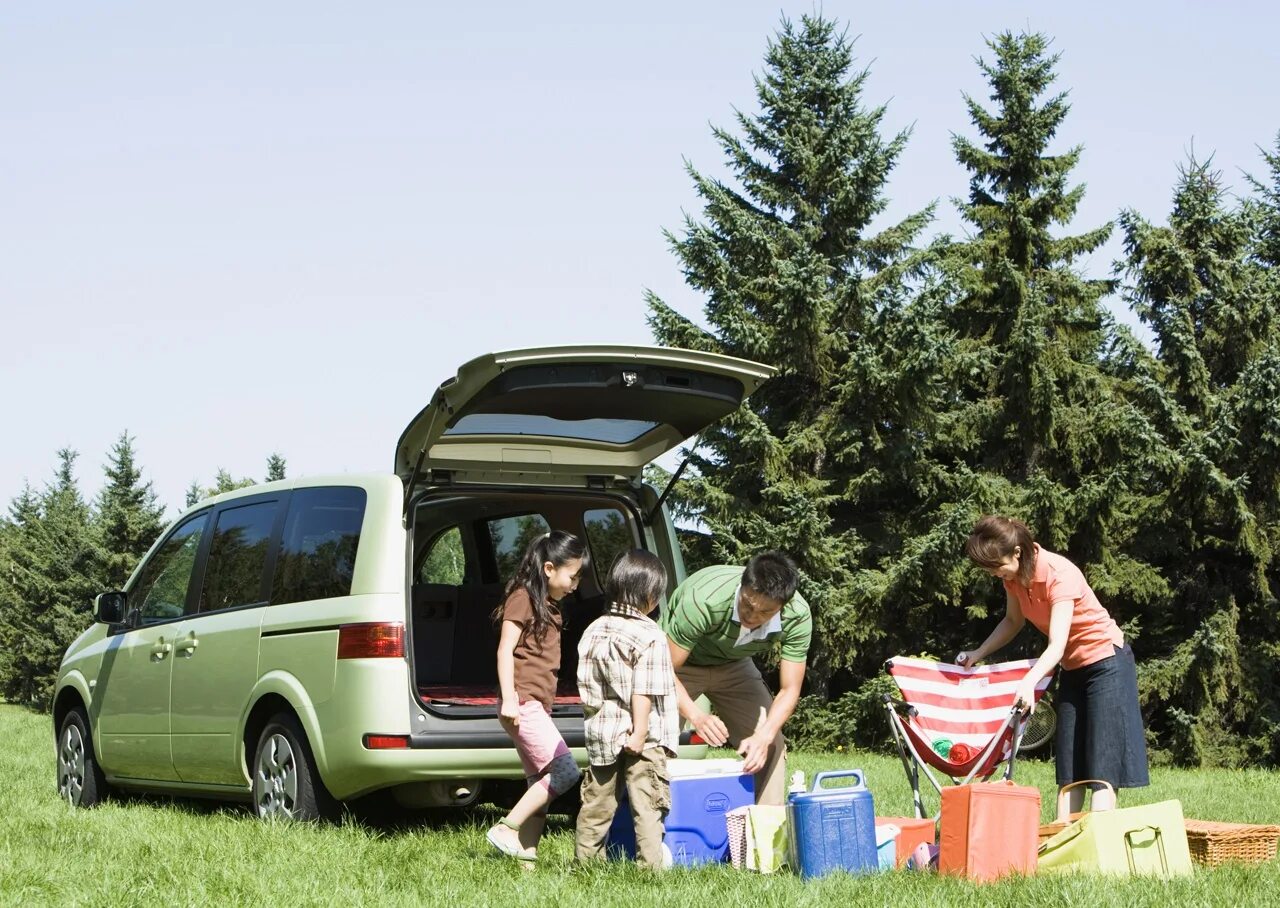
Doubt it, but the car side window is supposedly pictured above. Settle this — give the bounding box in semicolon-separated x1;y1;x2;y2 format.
199;500;280;613
272;487;367;605
583;507;634;583
130;514;210;623
420;526;465;585
487;513;550;582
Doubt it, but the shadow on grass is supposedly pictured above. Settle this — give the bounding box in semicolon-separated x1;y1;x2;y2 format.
107;788;250;820
99;785;579;838
343;793;579;837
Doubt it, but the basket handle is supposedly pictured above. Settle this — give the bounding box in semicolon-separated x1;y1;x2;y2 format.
810;770;866;791
1055;779;1116;822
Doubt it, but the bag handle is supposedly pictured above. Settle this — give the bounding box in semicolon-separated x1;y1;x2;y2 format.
810;770;866;791
1124;825;1167;875
1055;779;1116;821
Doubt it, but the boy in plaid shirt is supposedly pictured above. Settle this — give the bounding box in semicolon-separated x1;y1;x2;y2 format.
575;550;679;868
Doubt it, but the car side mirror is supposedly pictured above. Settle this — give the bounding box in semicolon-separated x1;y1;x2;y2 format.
94;591;128;625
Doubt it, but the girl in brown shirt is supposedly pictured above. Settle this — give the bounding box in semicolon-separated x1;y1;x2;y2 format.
486;530;589;863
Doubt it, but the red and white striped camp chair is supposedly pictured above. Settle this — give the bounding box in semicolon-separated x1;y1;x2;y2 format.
882;656;1053;820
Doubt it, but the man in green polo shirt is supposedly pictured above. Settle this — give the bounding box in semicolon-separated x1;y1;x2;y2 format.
660;551;811;805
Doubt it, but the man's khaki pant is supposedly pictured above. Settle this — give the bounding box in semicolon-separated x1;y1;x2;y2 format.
676;658;787;806
575;747;670;868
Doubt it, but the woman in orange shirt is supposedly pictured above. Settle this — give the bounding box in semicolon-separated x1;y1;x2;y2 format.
957;515;1149;812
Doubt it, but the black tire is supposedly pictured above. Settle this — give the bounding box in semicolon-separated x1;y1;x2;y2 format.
57;707;109;808
251;712;340;822
1018;696;1057;754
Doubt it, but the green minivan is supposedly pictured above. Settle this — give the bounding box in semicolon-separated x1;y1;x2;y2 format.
53;345;772;820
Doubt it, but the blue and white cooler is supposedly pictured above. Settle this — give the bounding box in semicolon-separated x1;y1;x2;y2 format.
606;758;754;866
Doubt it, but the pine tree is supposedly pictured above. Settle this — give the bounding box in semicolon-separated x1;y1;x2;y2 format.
0;485;40;690
1122;158;1271;413
212;469;255;495
96;432;167;590
1240;136;1280;547
1120;153;1280;765
1245;133;1280;275
646;14;943;695
183;457;280;511
186;469;257;507
0;451;105;709
914;32;1171;654
948;32;1117;480
266;454;287;483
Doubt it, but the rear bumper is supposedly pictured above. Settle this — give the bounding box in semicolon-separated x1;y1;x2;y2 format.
322;742;709;800
312;659;706;800
406;729;582;749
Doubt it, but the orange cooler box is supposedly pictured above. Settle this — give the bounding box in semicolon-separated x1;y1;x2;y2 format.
877;816;936;867
939;782;1040;881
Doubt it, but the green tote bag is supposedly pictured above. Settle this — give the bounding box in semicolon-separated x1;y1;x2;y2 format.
1038;799;1193;878
745;805;790;873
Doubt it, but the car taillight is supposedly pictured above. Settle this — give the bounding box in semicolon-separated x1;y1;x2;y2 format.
363;734;411;750
337;622;404;659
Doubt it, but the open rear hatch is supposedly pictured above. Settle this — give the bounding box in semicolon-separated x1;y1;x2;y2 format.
402;346;773;732
396;345;774;488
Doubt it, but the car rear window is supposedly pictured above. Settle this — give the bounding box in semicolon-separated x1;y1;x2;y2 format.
583;507;634;584
420;526;465;584
271;487;367;605
487;513;551;582
443;414;659;443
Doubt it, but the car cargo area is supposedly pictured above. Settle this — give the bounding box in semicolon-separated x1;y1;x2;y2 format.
409;487;646;716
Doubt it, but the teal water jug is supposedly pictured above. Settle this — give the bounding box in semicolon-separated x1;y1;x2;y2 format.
787;769;879;878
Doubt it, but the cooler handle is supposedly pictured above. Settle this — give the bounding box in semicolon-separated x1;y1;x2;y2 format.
810;769;866;791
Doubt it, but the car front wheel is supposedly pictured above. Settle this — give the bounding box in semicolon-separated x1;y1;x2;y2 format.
251;713;339;822
57;707;108;808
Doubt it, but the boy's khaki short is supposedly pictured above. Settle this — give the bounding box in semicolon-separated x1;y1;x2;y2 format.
575;747;670;868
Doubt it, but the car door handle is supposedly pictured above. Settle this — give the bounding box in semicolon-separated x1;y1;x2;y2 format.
151;640;172;659
176;636;199;655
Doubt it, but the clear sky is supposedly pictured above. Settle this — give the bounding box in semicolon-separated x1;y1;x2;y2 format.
3;2;1277;515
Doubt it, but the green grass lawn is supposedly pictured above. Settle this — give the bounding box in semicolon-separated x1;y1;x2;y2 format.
2;704;1278;907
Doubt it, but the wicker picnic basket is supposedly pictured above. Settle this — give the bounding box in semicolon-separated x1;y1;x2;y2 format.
1038;811;1085;844
1183;820;1280;867
1038;780;1103;844
726;807;749;869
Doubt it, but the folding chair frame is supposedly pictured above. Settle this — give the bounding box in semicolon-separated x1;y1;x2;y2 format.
883;694;1026;820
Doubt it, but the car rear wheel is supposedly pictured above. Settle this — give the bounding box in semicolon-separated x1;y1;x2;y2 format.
57;707;108;808
252;713;339;822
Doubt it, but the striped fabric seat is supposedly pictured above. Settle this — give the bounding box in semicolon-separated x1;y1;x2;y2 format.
883;656;1052;818
888;657;1052;762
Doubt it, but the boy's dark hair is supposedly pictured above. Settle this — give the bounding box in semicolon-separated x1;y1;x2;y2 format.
493;529;590;643
606;549;668;614
741;550;799;604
